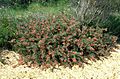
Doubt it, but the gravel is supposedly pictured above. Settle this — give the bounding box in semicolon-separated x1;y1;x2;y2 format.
0;45;120;79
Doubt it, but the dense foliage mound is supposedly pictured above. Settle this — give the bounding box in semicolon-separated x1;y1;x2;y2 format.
12;14;117;68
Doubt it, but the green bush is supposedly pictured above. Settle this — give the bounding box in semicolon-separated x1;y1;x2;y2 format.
12;14;117;68
0;16;17;49
102;13;120;36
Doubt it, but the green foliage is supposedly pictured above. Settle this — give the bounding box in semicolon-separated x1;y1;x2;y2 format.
102;13;120;36
38;0;69;6
0;16;17;48
0;0;20;6
0;0;69;8
0;0;69;19
12;14;117;68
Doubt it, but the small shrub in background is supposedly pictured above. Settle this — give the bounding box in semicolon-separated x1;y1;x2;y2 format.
0;16;17;49
12;14;117;68
101;13;120;37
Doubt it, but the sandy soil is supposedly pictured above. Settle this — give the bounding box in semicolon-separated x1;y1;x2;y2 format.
0;45;120;79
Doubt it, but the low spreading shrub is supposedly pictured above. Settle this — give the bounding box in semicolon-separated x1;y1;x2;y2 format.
12;14;117;68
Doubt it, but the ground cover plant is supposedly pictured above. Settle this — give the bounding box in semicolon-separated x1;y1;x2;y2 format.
0;0;119;69
12;14;117;68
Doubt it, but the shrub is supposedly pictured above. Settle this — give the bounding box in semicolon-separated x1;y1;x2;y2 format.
0;16;17;49
12;14;117;68
101;13;120;36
